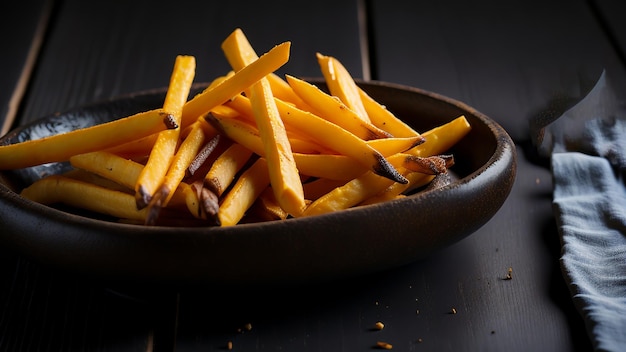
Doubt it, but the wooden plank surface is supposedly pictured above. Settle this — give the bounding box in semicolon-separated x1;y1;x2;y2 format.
17;0;363;126
2;0;624;351
0;0;52;134
367;0;626;142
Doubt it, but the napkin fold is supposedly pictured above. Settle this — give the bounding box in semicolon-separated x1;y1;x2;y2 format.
534;70;626;352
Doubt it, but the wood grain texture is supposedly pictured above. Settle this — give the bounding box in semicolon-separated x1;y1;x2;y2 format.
2;0;623;351
0;0;52;135
18;0;363;126
367;0;626;142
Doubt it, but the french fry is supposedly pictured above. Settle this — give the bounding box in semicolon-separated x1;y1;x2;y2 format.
358;87;422;138
204;142;253;197
69;151;202;216
267;73;310;109
316;52;370;122
293;153;365;180
152;120;217;211
285;74;392;140
359;172;434;206
365;136;424;156
21;175;149;221
70;151;143;190
135;55;196;210
181;41;291;128
301;166;399;217
0;109;171;170
218;157;271;226
409;115;471;157
221;28;306;216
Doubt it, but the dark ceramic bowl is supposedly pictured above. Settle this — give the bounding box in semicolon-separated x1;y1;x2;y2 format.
0;79;516;286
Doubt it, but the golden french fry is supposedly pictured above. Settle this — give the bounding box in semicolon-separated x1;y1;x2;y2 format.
409;115;471;157
70;151;142;190
293;153;366;180
218;157;271;226
204;142;253;197
267;73;310;110
135;55;196;210
359;172;434;206
21;175;149;221
316;52;370;122
0;108;171;170
285;74;392;140
221;28;306;217
358;87;421;138
181;41;291;128
70;150;202;216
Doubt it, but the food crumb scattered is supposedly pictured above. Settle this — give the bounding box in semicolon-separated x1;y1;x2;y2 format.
417;338;423;343
505;267;513;280
450;307;457;314
415;309;420;315
376;341;393;350
244;322;252;331
375;321;385;330
227;341;233;350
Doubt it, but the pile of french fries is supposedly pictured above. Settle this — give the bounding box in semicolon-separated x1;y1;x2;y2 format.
0;28;471;226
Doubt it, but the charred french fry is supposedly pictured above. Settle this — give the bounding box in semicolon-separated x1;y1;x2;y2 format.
21;175;149;221
181;41;291;128
204;142;253;197
285;74;392;140
316;52;370;122
187;130;221;177
135;55;196;210
402;154;454;175
221;28;306;216
219;157;271;226
0;109;172;170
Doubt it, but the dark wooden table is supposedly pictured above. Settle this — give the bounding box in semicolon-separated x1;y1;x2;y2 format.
2;0;625;351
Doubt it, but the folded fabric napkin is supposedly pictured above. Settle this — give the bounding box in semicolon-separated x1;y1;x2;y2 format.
534;70;626;352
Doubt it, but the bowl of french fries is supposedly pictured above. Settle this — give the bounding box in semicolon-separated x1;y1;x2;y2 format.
0;29;516;285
